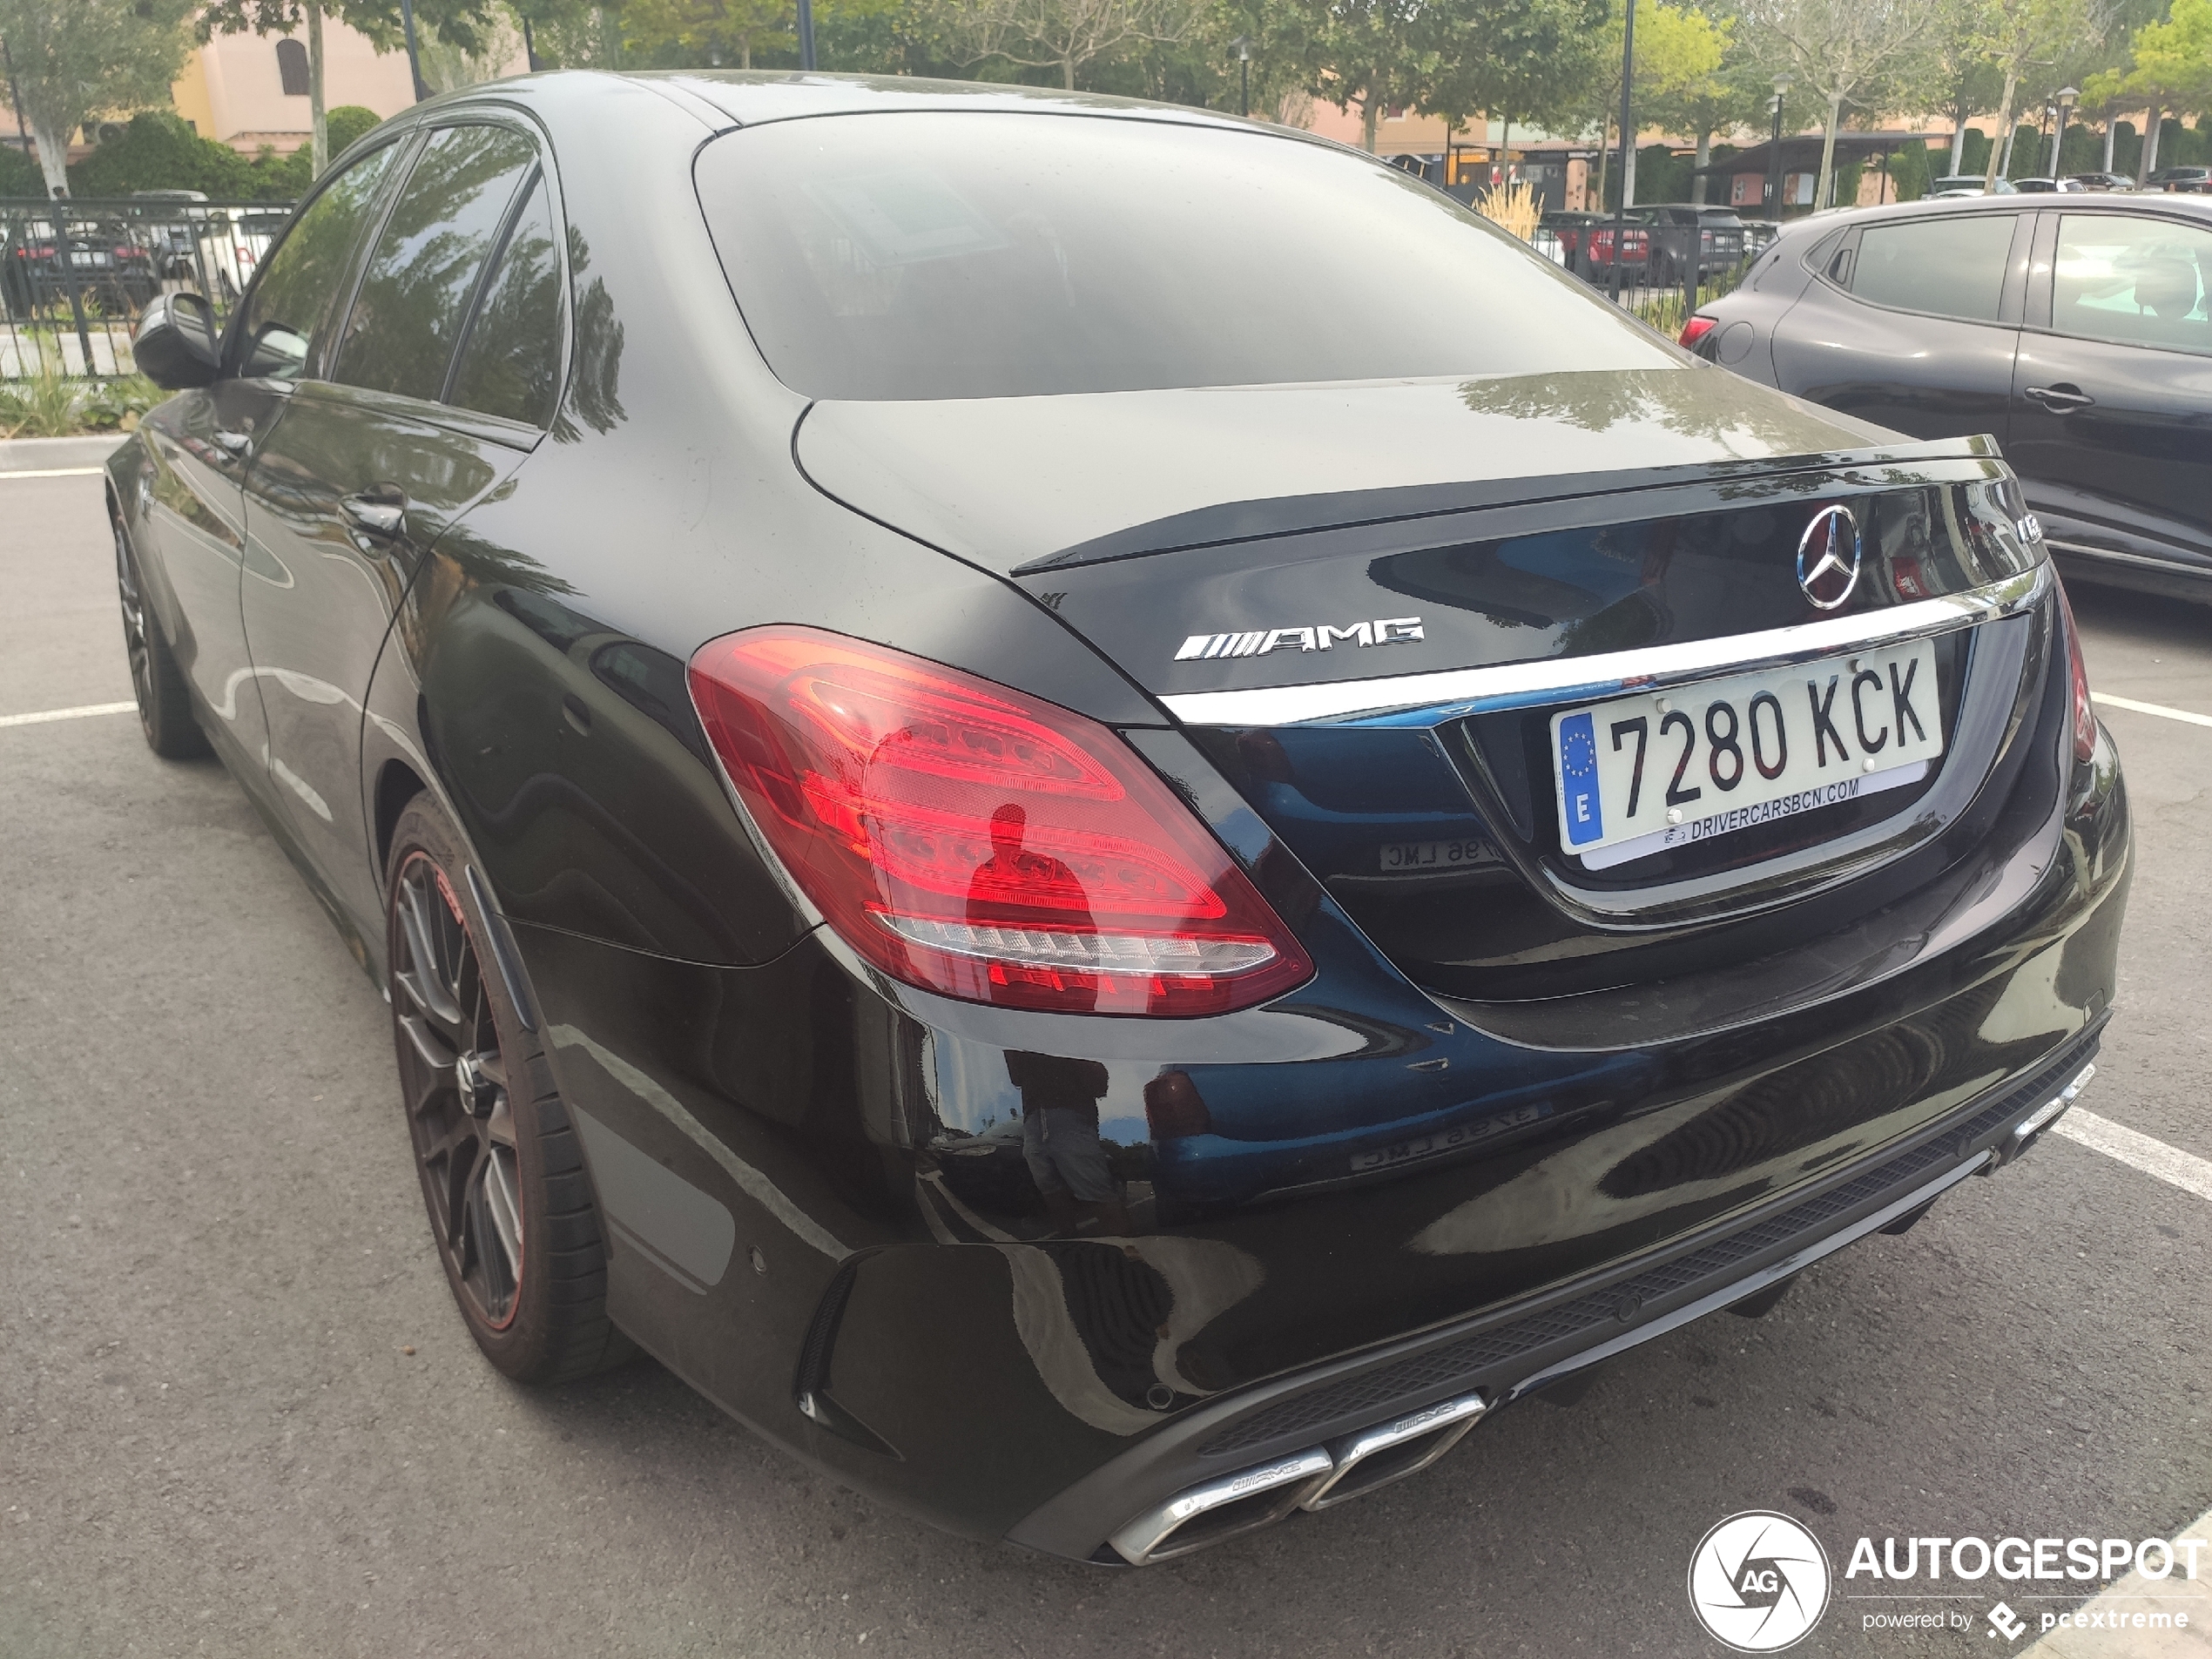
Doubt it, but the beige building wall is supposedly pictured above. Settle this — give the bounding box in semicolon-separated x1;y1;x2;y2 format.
171;24;523;154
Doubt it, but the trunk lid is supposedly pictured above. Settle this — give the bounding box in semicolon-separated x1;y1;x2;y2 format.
799;369;2057;1026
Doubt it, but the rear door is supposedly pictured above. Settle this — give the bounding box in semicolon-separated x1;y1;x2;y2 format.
239;118;563;933
1771;209;2028;442
2007;207;2212;580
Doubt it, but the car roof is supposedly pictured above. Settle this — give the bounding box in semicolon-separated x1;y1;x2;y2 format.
610;69;1260;134
1767;188;2212;249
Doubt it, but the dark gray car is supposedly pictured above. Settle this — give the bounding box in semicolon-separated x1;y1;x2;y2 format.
1685;194;2212;598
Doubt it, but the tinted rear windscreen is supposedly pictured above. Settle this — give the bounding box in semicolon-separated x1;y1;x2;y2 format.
694;112;1675;400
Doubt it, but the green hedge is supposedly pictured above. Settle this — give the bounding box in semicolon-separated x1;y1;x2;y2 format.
57;107;381;202
0;142;41;197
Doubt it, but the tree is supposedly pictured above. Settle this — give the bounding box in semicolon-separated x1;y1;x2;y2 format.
2105;0;2212;177
1302;0;1447;151
1426;0;1606;145
1927;0;2006;175
930;0;1204;88
0;0;195;198
1576;0;1726;206
1969;0;2108;190
1644;24;1778;202
200;0;493;180
621;0;797;67
1742;0;1941;210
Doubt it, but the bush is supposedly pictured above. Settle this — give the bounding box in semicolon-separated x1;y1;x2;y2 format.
0;370;158;437
1888;139;1932;202
68;111;259;199
0;142;42;198
250;105;385;198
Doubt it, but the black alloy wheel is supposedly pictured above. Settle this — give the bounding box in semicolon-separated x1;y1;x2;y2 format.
113;512;209;759
392;850;527;1328
384;796;632;1381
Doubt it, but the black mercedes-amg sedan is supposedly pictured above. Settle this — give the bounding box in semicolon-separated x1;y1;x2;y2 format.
110;71;2129;1566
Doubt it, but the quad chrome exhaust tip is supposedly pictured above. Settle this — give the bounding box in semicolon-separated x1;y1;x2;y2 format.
2000;1061;2095;1165
1106;1392;1488;1565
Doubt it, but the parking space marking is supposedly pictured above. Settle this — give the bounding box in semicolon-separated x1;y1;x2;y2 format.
0;701;136;730
2094;692;2212;731
0;467;104;480
2054;1109;2212;1204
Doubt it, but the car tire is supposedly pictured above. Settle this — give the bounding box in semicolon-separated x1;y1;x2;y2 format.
384;795;635;1385
114;512;211;760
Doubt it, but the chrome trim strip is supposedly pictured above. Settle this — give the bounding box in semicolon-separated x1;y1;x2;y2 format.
1108;1447;1333;1565
1160;565;2049;729
1299;1391;1488;1511
1505;1151;1991;1402
2047;538;2208;577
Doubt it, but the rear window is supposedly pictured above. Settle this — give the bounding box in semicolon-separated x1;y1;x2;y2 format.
695;111;1674;401
1851;214;2016;320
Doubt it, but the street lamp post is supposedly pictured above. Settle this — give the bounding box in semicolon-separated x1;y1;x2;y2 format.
1231;36;1252;119
798;0;817;70
1766;74;1791;225
398;0;431;101
2051;85;2078;179
1608;0;1636;300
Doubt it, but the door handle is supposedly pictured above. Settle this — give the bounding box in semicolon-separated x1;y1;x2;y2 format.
2025;383;2095;412
212;428;251;458
341;489;407;538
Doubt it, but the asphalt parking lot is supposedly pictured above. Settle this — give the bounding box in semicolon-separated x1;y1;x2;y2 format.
3;457;2208;1658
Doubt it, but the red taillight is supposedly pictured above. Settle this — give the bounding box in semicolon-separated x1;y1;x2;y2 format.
687;627;1314;1016
2056;579;2097;763
1679;314;1718;348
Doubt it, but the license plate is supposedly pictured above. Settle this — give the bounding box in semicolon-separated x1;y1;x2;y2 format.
68;251;110;267
1379;837;1498;873
1551;639;1943;869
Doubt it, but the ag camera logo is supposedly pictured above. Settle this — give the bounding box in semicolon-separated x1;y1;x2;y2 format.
1689;1510;1832;1652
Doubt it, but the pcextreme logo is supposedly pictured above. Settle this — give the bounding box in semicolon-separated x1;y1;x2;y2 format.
1688;1511;1833;1652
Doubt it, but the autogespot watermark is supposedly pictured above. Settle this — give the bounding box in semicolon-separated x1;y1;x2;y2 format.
1689;1514;2204;1649
1844;1532;2203;1642
1688;1512;1833;1652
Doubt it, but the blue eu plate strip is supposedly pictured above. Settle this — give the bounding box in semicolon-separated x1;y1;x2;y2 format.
1557;711;1603;846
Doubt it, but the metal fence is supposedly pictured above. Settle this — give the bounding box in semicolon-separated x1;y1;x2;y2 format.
1533;217;1780;341
2;198;295;381
3;194;1778;381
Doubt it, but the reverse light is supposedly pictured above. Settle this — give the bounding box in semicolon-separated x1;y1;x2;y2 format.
2056;579;2097;764
686;627;1314;1016
1678;314;1718;350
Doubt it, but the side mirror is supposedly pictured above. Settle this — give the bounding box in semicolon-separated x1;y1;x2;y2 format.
134;292;222;390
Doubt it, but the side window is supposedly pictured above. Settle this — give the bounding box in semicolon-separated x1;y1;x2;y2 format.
2053;215;2211;354
236;140;402;381
333;124;537;403
447;172;564;426
1850;215;2017;322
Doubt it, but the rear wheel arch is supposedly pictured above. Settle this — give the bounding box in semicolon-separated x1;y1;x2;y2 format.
374;757;429;880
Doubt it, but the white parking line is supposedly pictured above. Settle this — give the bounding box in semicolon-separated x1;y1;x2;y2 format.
2054;1109;2212;1204
2093;692;2212;731
0;701;136;729
0;467;104;480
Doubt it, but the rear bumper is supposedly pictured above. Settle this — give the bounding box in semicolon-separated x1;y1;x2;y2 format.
516;596;2129;1561
1011;1033;2101;1563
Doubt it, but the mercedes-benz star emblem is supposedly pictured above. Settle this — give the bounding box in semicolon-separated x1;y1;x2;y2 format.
1796;504;1862;610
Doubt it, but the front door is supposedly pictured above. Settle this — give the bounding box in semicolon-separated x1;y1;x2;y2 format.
239;121;552;935
2008;209;2212;583
136;377;284;767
